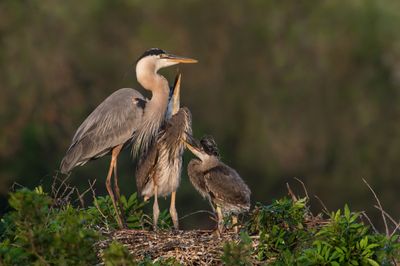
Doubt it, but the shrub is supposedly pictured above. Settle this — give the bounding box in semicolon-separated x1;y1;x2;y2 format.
246;197;312;263
0;187;99;265
221;232;254;265
241;198;399;265
298;205;400;265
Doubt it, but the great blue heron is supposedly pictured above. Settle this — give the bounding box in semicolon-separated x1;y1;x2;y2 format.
136;73;192;230
184;135;251;233
60;48;197;228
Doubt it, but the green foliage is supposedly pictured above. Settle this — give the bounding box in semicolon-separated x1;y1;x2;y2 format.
240;199;399;265
87;193;172;230
87;193;147;230
0;187;99;265
221;232;253;265
0;187;175;265
246;197;311;262
0;187;397;265
102;241;136;266
298;205;400;265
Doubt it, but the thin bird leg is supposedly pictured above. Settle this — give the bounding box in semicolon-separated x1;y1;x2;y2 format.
105;152;123;229
112;144;126;227
153;184;160;231
232;215;238;233
170;191;179;230
216;206;224;234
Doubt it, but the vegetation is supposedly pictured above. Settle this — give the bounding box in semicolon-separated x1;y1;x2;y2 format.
0;184;398;265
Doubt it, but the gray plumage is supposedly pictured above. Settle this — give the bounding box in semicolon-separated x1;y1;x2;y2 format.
187;136;251;215
60;88;144;173
136;107;192;198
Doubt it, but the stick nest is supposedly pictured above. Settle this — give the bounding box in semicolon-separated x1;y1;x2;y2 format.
98;229;241;265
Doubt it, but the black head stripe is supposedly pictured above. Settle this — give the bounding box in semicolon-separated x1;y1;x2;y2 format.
137;48;166;62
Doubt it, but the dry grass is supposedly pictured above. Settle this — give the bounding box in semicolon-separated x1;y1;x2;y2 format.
98;229;242;265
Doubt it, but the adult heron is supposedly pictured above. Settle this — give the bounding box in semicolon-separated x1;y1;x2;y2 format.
184;135;251;233
136;73;192;230
60;48;197;228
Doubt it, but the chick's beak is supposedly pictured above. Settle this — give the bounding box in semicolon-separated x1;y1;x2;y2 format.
162;53;198;64
182;133;201;152
171;73;181;114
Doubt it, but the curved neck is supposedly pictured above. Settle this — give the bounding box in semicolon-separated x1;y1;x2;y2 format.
133;67;170;155
136;61;170;120
197;156;220;171
144;76;169;124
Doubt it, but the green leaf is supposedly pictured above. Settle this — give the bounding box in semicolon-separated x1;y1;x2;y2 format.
344;204;350;220
366;258;379;266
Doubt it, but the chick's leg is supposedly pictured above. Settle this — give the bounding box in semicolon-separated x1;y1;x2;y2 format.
169;191;179;230
153;185;159;231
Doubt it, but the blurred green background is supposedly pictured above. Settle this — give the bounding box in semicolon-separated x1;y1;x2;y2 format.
0;0;399;229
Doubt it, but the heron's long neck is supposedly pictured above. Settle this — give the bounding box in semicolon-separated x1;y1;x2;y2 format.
144;76;169;126
133;73;170;155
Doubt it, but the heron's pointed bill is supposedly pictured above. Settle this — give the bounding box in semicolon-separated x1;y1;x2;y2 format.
161;53;198;64
171;73;181;114
182;134;204;158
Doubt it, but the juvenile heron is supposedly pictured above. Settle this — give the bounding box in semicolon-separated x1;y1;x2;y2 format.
136;73;192;230
60;48;197;228
185;135;251;233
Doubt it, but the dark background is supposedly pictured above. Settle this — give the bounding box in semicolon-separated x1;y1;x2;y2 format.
0;0;399;229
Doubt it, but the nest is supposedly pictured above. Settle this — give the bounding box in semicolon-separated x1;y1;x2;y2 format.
98;229;242;265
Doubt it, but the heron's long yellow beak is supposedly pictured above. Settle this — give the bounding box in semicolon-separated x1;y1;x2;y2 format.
162;53;198;63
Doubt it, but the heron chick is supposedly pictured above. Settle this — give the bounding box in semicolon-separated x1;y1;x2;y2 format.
185;135;251;233
136;73;192;230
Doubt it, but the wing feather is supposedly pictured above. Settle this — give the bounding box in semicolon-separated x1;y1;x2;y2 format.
204;164;251;209
60;88;145;173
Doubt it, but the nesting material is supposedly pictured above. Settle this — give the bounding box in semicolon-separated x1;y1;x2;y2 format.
98;229;241;265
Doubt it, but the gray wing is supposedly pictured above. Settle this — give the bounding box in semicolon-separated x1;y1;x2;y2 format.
135;143;158;194
204;163;251;209
60;88;145;173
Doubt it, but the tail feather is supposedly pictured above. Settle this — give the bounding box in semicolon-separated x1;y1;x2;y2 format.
60;143;82;174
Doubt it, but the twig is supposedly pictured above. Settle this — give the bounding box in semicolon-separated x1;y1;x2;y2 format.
294;177;309;199
10;182;24;191
372;205;400;237
286;183;298;202
360;211;379;234
179;210;216;221
314;195;329;214
362;178;389;236
372;205;399;227
75;179;97;208
390;222;400;238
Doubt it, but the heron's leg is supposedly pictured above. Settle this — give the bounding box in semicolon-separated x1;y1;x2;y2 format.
153;185;160;231
105;154;123;229
112;144;125;227
216;206;224;234
232;215;238;233
169;191;179;230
